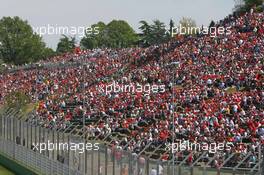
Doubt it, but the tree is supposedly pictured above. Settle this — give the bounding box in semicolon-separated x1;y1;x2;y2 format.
235;0;264;12
81;22;106;49
244;0;263;9
233;0;245;12
56;35;76;54
42;47;56;59
106;20;138;48
81;20;138;49
179;17;198;35
151;20;169;44
139;20;169;47
169;19;175;36
209;20;215;28
4;91;31;109
139;20;152;46
0;16;52;65
80;36;97;50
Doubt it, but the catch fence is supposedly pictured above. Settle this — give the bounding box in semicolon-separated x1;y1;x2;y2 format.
0;108;263;175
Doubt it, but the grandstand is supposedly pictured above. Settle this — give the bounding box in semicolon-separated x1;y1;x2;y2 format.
0;6;264;175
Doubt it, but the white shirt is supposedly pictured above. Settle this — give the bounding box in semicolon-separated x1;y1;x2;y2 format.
150;169;157;175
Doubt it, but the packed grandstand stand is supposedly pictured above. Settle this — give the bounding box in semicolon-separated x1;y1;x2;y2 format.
0;10;264;170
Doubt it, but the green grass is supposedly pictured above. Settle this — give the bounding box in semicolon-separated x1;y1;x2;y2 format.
20;103;36;120
0;165;14;175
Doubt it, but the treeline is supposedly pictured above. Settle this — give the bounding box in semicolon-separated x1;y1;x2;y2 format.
235;0;264;12
0;17;187;65
0;17;55;65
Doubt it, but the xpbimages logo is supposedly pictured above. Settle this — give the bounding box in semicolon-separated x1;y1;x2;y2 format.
165;140;234;153
167;24;232;37
32;24;100;38
32;140;100;153
97;81;166;95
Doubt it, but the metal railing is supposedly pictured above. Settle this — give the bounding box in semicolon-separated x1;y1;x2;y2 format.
0;108;263;175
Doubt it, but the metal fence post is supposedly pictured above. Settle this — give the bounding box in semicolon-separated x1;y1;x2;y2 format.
67;134;70;175
52;129;55;160
191;166;194;175
145;157;148;175
30;124;33;149
157;160;160;175
91;143;94;175
113;148;115;175
4;116;7;140
0;114;2;138
105;145;108;175
84;136;87;174
56;130;60;174
261;145;264;175
26;121;29;148
128;151;132;175
8;117;11;140
12;117;16;159
98;147;101;175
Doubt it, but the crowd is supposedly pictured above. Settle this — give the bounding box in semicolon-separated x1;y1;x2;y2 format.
0;9;264;168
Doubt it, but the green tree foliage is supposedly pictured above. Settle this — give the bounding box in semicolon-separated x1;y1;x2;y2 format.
81;20;138;49
169;19;175;36
236;0;264;12
0;16;53;65
138;20;152;47
244;0;263;9
107;20;138;48
42;47;56;59
139;20;170;47
151;20;170;44
81;22;106;49
4;91;31;109
56;35;76;54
